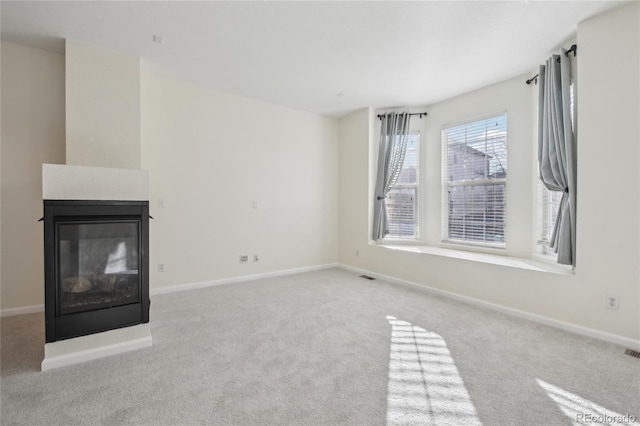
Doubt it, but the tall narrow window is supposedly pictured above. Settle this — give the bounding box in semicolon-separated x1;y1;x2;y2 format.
385;132;419;239
442;114;507;247
538;84;574;255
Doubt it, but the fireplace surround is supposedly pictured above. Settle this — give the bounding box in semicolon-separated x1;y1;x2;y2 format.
43;200;150;342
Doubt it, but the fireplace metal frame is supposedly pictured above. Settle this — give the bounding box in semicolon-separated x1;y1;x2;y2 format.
44;200;150;342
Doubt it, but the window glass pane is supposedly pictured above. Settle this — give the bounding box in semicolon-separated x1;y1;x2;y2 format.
448;184;505;244
443;114;507;247
397;134;418;185
447;115;507;182
385;132;419;239
387;187;417;238
538;185;563;253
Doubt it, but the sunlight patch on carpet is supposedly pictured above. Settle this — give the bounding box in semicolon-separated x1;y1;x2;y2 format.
537;379;638;425
385;316;481;426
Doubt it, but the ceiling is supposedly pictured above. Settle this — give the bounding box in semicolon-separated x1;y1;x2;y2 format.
0;1;627;117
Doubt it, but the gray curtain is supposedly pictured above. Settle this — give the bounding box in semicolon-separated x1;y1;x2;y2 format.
538;50;576;266
372;112;411;241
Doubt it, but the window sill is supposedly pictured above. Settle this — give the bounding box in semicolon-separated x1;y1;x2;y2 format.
381;237;423;246
375;243;574;275
531;253;573;271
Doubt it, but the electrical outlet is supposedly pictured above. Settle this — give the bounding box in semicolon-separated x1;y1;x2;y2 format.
605;293;619;310
239;255;249;264
158;263;165;273
253;254;259;262
356;250;359;257
157;198;165;208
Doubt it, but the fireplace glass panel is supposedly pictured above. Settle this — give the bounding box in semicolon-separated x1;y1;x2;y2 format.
58;221;140;315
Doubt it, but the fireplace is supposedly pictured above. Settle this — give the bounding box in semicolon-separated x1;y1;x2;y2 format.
43;200;150;343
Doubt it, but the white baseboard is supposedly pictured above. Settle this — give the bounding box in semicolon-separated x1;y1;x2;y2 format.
41;324;152;371
150;263;339;296
0;304;44;318
339;264;640;350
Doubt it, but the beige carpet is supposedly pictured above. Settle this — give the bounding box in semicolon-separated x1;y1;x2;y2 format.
1;268;639;425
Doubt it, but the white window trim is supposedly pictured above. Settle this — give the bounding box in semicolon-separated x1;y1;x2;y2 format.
382;130;420;241
441;113;508;250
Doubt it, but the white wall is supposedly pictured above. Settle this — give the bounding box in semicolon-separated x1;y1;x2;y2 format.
1;41;338;309
65;40;140;169
1;42;66;310
575;2;639;333
339;2;639;342
141;72;339;291
339;108;371;260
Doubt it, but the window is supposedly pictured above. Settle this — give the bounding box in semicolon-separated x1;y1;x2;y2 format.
442;114;507;248
537;83;574;255
385;132;419;239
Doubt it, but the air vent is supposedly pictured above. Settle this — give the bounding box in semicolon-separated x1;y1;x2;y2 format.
624;348;640;359
359;275;376;280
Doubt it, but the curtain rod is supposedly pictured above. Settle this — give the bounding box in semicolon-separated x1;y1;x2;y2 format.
525;44;577;85
377;112;428;120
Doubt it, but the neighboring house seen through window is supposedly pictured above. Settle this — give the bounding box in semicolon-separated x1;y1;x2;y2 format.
442;114;507;248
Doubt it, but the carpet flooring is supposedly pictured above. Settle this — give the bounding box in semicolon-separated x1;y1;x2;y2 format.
1;268;639;425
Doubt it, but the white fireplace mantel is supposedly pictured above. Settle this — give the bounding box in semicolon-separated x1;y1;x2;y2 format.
43;163;148;201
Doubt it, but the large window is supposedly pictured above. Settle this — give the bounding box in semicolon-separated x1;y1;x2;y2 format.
385;132;419;239
442;114;507;248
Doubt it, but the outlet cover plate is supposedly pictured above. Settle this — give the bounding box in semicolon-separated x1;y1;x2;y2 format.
605;293;619;310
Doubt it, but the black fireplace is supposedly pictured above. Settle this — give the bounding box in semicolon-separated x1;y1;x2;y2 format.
43;200;150;342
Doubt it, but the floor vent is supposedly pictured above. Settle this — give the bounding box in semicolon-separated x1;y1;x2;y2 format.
359;275;376;280
624;348;640;359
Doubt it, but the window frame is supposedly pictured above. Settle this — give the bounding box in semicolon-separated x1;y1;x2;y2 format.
383;130;421;241
536;82;574;258
441;113;508;249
